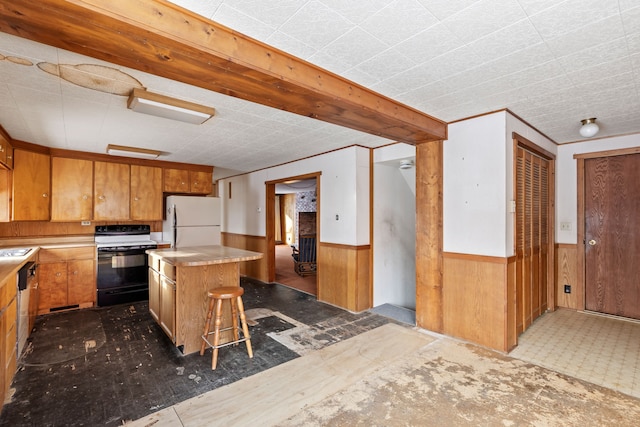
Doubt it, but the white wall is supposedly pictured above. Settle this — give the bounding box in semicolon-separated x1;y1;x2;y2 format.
219;145;370;245
506;112;557;256
373;144;416;309
444;112;508;257
556;133;640;244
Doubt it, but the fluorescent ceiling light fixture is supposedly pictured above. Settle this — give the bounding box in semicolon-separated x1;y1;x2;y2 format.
127;88;215;124
579;118;599;138
106;144;163;159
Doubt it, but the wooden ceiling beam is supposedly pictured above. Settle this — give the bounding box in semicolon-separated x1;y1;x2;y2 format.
0;0;447;144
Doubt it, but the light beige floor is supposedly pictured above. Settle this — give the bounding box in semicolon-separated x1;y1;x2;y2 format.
126;310;640;426
510;308;640;399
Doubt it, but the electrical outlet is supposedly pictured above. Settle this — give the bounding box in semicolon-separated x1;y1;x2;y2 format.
560;222;572;231
564;284;571;294
81;221;91;226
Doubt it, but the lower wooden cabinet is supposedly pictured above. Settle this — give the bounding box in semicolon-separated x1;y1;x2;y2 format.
148;255;176;342
38;247;95;313
0;276;17;406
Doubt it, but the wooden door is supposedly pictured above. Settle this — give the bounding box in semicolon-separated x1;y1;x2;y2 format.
51;157;93;221
585;154;640;319
12;150;50;221
130;165;163;220
516;147;550;334
94;161;129;220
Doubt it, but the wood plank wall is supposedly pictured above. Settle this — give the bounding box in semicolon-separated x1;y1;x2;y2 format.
555;243;580;309
318;242;371;312
0;220;162;238
443;252;517;352
221;232;268;282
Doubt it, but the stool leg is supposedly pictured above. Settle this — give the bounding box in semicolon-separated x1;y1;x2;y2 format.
200;296;215;356
211;298;224;370
236;296;253;359
230;298;240;345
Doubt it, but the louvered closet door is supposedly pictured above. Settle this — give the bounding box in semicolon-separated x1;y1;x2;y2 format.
516;147;550;334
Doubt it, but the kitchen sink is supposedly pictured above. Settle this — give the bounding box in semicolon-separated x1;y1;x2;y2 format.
0;248;32;257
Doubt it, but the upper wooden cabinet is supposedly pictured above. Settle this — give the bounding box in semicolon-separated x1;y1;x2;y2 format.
0;134;13;170
190;170;212;194
51;157;93;221
94;161;129;220
163;168;189;193
131;165;163;220
12;149;50;221
164;168;212;194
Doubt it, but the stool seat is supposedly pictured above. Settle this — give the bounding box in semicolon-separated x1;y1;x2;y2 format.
200;285;253;370
208;286;244;299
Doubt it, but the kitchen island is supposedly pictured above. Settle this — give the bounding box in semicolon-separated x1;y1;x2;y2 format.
146;245;263;355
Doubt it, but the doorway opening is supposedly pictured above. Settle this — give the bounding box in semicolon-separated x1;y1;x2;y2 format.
266;173;320;296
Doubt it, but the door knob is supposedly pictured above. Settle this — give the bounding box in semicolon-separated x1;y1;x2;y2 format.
588;239;597;246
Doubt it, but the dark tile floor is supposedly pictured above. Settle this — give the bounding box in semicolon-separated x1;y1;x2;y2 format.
0;278;394;427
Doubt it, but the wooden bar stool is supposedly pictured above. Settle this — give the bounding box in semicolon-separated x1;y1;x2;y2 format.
200;286;253;370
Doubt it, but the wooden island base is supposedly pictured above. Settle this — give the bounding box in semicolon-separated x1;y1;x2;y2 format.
147;246;263;355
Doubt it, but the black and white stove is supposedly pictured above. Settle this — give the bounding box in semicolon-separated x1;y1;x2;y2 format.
95;225;157;306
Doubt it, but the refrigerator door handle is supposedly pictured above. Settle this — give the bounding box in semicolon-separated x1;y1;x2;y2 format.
172;204;177;248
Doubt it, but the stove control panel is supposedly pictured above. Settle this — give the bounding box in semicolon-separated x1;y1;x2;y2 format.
95;224;151;235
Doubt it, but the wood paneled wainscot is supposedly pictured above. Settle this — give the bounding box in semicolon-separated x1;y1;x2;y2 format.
317;242;371;312
221;233;268;282
38;246;96;314
146;246;263;354
443;252;517;352
556;243;579;310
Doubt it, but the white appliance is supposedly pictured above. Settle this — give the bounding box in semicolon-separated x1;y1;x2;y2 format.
163;196;221;248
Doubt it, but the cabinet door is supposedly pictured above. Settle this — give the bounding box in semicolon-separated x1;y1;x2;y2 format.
51;157;93;221
163;168;189;193
131;165;163;220
38;262;67;310
12;149;50;221
94;161;129;220
67;259;95;306
148;269;160;322
0;135;12;169
190;171;212;194
160;276;176;342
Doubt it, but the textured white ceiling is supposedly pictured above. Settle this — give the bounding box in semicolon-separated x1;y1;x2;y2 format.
0;0;639;177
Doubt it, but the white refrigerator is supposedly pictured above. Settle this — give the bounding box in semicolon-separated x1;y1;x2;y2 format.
162;196;221;248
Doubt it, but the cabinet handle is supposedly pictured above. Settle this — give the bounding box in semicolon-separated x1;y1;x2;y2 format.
181;181;186;185
82;194;89;200
42;193;48;198
0;145;4;152
55;272;61;277
99;195;105;200
72;271;78;275
134;196;139;201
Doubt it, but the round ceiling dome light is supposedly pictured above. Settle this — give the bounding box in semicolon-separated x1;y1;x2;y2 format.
579;118;599;138
399;159;414;169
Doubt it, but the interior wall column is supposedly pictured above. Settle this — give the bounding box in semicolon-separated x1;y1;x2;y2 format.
415;140;444;332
